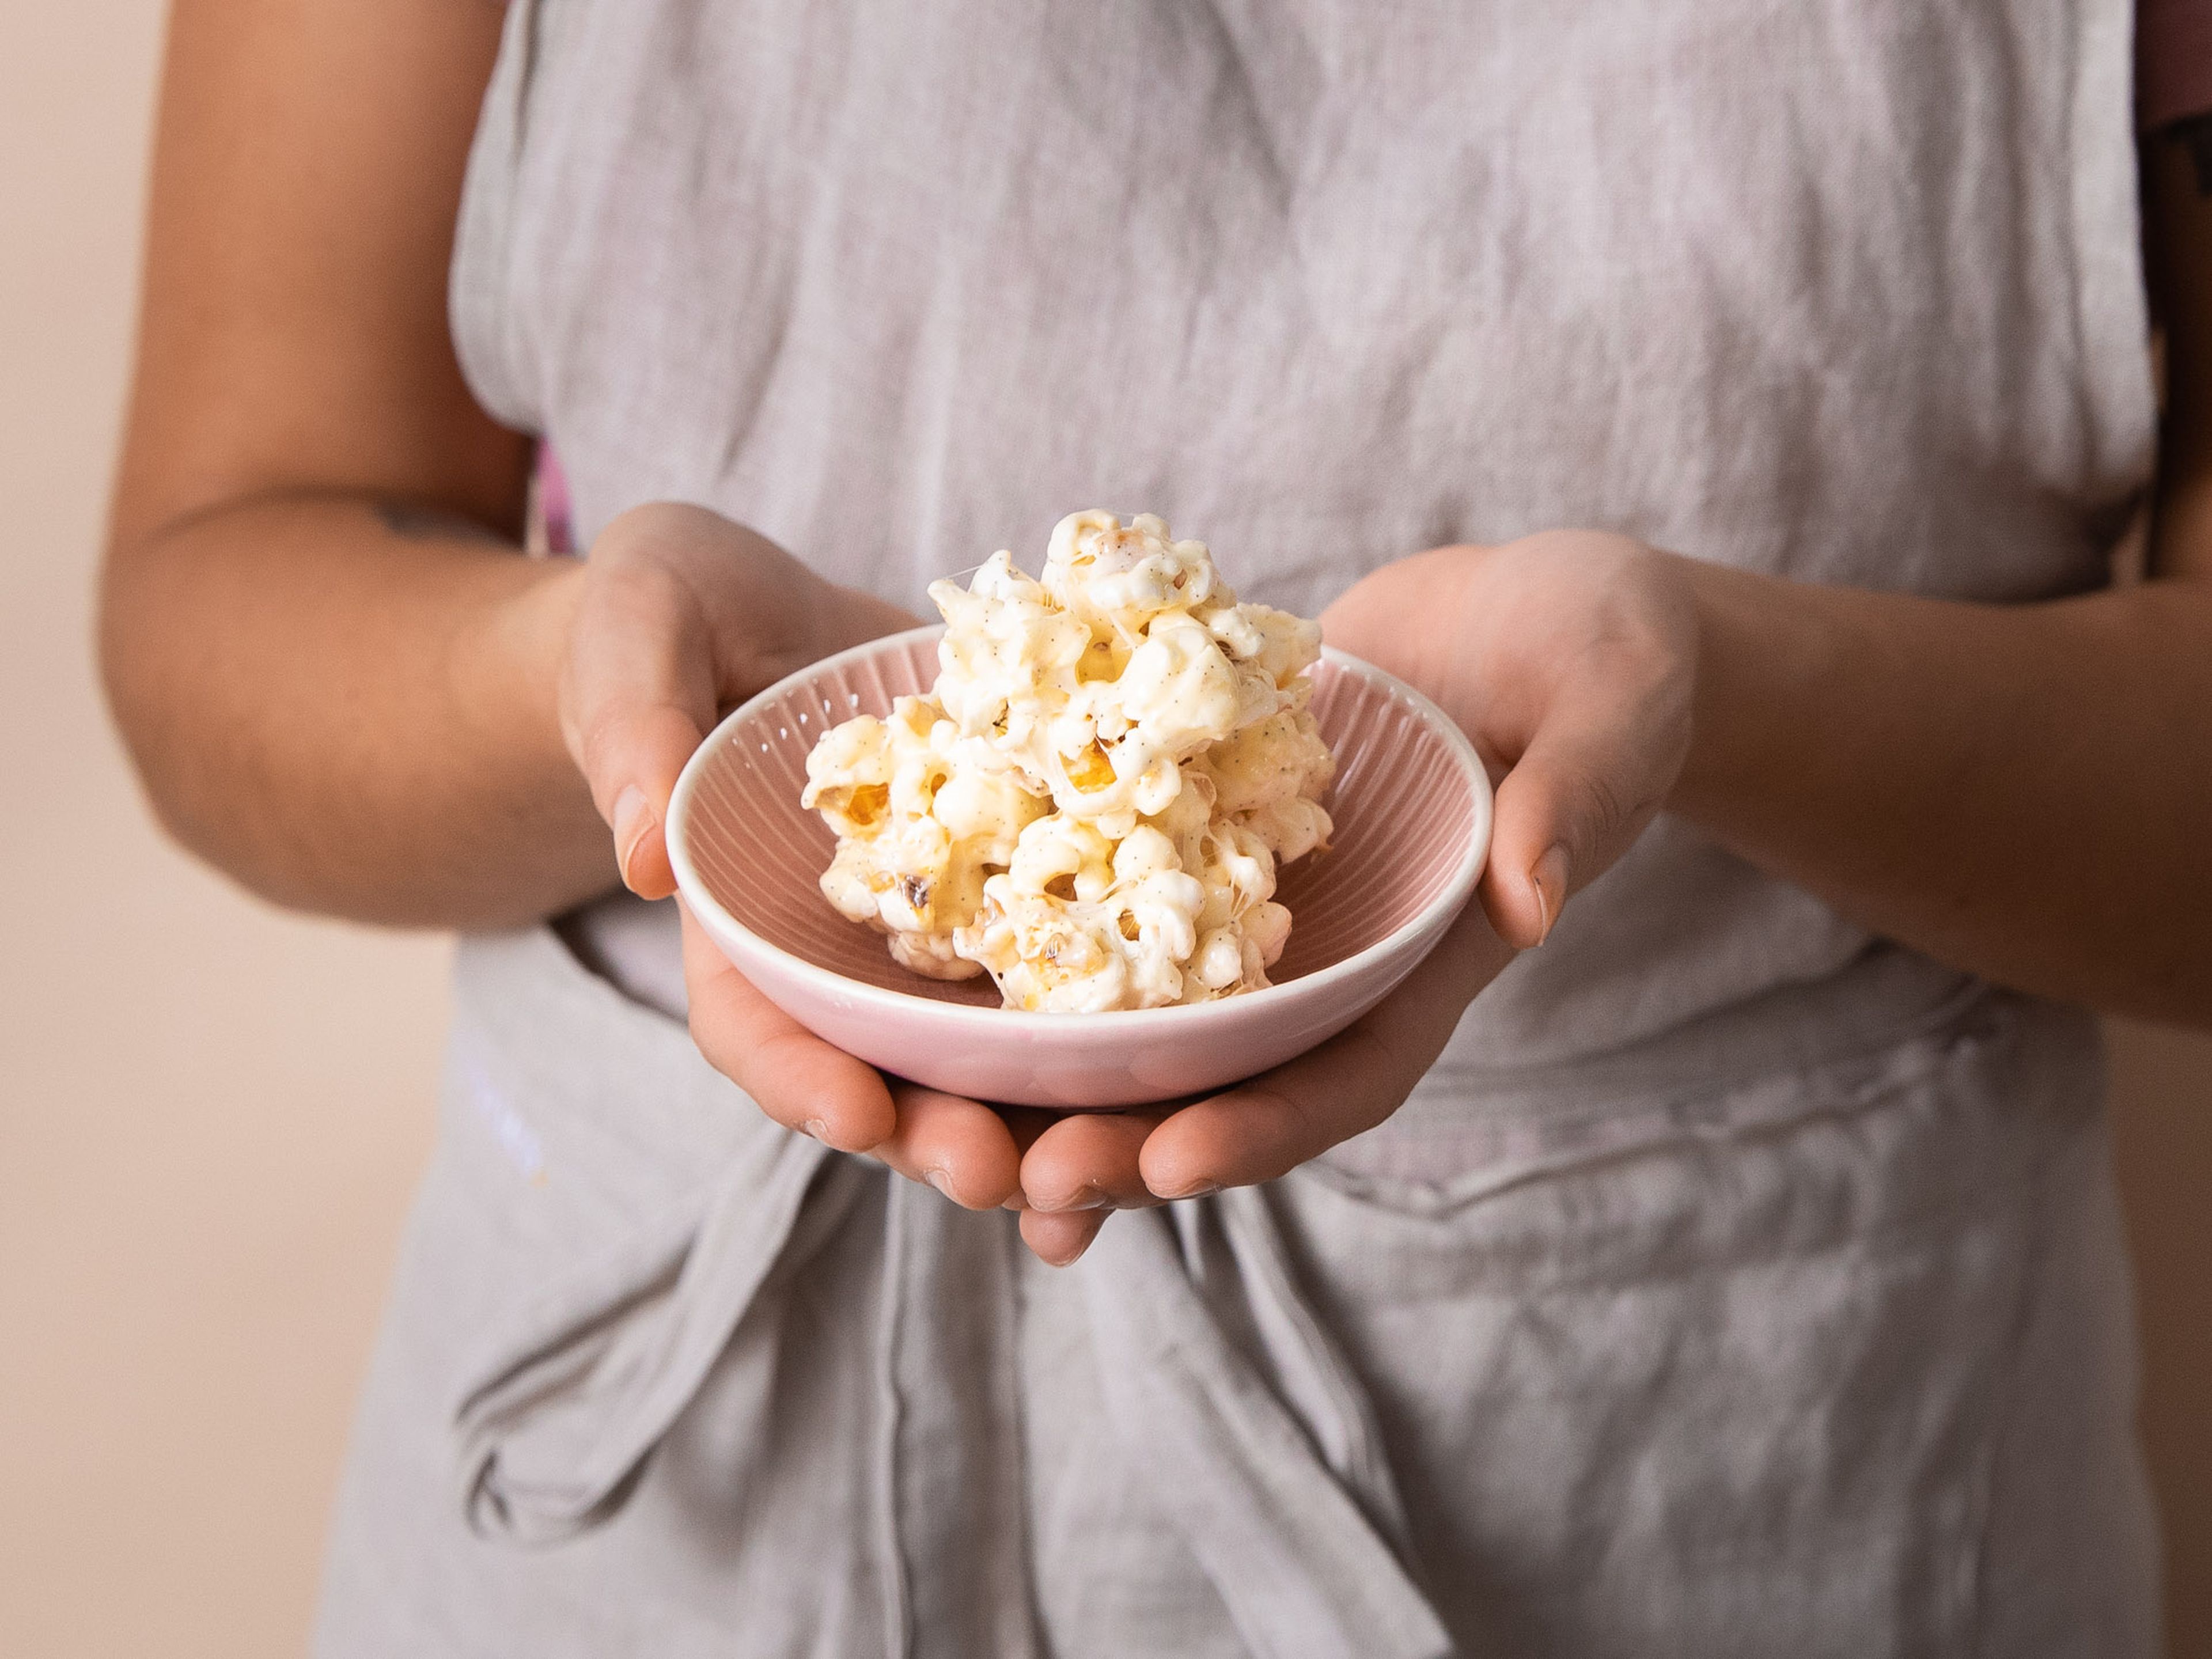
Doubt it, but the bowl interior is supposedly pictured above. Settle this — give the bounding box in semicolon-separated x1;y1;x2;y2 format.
679;631;1480;1009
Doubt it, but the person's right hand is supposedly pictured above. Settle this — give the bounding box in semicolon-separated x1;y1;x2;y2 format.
558;502;1039;1215
558;501;916;899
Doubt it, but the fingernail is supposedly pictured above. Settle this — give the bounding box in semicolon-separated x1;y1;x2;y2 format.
1530;843;1571;946
801;1118;830;1142
1156;1179;1221;1202
923;1168;957;1202
612;786;656;891
1044;1222;1105;1267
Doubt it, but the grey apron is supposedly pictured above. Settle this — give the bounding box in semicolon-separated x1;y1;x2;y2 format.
316;1;2161;1653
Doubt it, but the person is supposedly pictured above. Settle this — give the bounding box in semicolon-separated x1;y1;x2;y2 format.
101;1;2212;1653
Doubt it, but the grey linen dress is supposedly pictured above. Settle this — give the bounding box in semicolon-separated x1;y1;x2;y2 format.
315;2;2162;1654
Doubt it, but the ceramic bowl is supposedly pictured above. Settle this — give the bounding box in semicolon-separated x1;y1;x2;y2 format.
668;626;1490;1108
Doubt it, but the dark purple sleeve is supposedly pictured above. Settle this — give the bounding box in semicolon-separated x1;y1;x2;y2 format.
2141;0;2212;127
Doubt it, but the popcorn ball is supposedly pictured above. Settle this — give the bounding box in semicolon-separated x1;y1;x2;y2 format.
801;510;1335;1012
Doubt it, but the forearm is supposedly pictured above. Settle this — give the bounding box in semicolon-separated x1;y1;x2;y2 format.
1675;563;2212;1024
101;493;610;929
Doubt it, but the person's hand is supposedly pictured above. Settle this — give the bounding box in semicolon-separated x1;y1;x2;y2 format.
559;502;919;899
1321;529;1700;948
679;902;1052;1211
1015;529;1702;1263
1013;902;1518;1264
560;502;1037;1213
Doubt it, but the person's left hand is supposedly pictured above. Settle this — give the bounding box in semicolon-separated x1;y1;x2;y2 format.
1014;529;1702;1264
1012;902;1518;1263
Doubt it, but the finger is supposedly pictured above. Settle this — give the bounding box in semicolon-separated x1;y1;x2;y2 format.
815;580;933;660
1019;1108;1173;1213
871;1081;1024;1209
1480;679;1687;949
1140;906;1514;1197
1020;1207;1111;1267
564;560;717;899
680;903;897;1152
994;1107;1060;1209
1138;1031;1396;1198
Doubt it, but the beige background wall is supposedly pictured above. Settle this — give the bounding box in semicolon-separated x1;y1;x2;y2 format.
2;7;445;1655
1;6;2205;1656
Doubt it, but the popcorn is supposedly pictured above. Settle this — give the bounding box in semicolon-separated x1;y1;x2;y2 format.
802;510;1335;1012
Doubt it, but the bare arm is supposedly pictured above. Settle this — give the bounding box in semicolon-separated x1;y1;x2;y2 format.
1671;130;2212;1026
103;2;1014;1240
103;2;910;933
100;0;605;928
1060;126;2212;1242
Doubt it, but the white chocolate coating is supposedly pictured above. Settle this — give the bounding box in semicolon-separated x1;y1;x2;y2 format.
803;511;1334;1010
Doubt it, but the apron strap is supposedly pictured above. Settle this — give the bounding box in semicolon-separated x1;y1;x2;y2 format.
448;1129;1043;1659
446;1023;1438;1658
452;1127;839;1544
874;1178;1044;1659
1082;1196;1455;1659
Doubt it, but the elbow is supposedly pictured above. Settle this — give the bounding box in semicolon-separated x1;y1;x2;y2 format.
96;533;187;845
96;528;271;899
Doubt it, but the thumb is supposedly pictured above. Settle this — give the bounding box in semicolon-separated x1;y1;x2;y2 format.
562;566;718;899
1480;698;1677;951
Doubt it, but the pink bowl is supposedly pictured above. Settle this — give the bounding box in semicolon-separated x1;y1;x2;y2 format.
668;627;1490;1108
